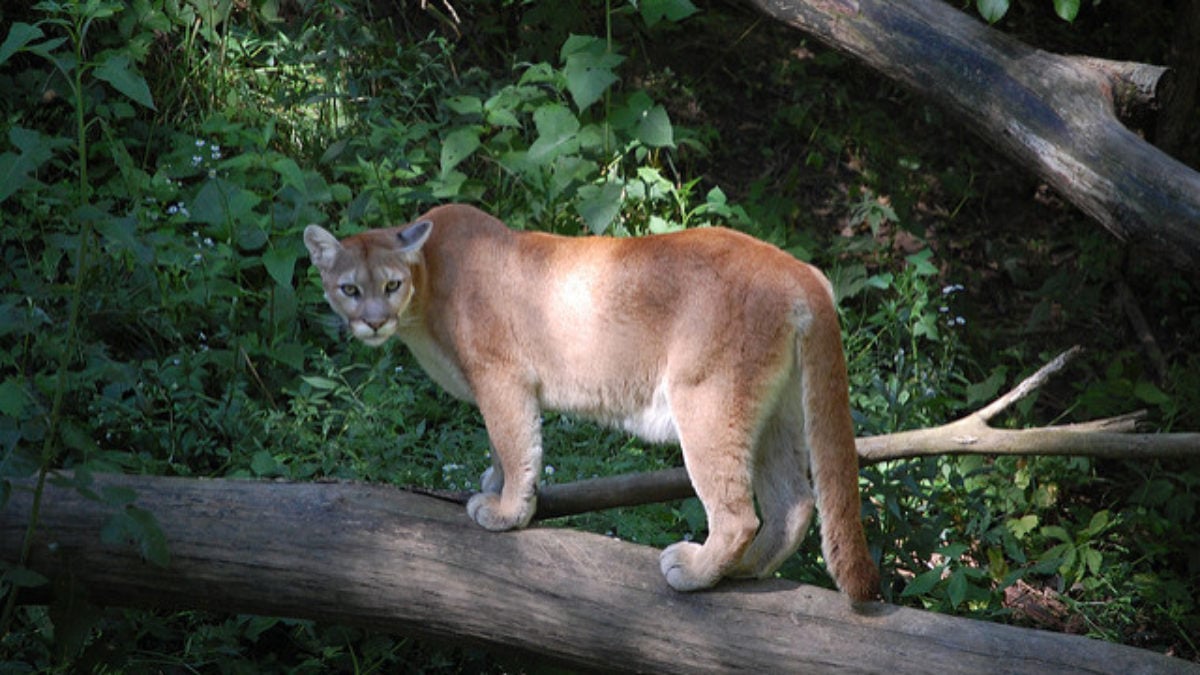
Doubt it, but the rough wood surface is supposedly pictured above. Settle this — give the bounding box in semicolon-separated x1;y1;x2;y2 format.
743;0;1200;266
2;473;1194;673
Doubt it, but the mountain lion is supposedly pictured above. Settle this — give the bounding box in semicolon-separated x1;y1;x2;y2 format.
304;203;879;601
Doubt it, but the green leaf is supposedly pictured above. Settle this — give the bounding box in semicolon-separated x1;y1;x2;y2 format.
3;565;49;589
946;568;968;608
901;567;943;597
0;22;44;68
101;506;170;567
905;249;938;276
126;506;170;567
528;104;580;163
576;181;624;235
966;367;1007;406
636;104;674;148
250;450;280;477
271;157;307;192
93;52;156;110
0;127;64;204
1006;514;1039;539
1053;0;1080;21
191;178;261;227
560;35;624;112
262;245;297;287
976;0;1009;23
0;377;30;418
440;127;481;177
639;0;699;26
444;95;482;115
301;375;339;390
1133;380;1171;406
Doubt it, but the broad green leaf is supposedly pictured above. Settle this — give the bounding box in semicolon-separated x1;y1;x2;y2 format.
966;368;1007;406
0;378;30;418
191;177;261;227
528;104;580;163
440;127;481;176
93;52;156;110
0;23;43;68
636;104;674;147
560;35;624;112
126;506;170;567
639;0;699;27
0;127;64;204
301;375;339;390
271;157;307;192
444;95;482;115
1053;0;1080;21
946;568;968;608
576;181;624;235
262;245;297;287
250;450;280;477
976;0;1009;23
1133;380;1171;406
901;567;943;597
1006;514;1039;539
2;566;49;589
905;249;938;276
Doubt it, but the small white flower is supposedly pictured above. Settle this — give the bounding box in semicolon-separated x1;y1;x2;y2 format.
195;139;205;147
544;465;556;476
192;155;203;166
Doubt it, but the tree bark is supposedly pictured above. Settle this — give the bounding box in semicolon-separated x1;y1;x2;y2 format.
2;473;1194;674
741;0;1200;267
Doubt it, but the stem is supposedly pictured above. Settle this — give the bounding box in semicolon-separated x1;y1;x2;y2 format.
0;7;96;636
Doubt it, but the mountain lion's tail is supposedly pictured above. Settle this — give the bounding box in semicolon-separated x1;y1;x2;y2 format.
797;282;880;602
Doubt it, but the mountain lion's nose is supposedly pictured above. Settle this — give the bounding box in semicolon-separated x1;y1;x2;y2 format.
364;319;387;331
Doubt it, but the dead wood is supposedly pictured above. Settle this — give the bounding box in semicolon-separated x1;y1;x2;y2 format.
1;473;1194;673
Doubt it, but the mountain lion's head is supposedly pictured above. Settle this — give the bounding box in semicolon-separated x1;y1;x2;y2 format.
303;221;432;346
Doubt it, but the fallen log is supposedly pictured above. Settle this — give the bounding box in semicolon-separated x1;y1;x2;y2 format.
741;0;1200;267
1;473;1193;673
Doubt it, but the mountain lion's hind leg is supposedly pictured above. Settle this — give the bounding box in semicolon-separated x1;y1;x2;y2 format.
466;380;541;531
659;384;760;591
731;405;815;578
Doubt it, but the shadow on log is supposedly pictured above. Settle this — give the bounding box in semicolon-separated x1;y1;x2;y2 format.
2;473;1193;673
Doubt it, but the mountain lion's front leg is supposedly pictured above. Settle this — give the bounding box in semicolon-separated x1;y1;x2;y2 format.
466;378;542;531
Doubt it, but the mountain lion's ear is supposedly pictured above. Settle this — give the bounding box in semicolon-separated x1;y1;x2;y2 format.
304;224;342;270
398;219;433;253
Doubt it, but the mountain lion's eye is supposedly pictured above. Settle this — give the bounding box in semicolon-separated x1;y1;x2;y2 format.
384;280;402;294
340;284;360;298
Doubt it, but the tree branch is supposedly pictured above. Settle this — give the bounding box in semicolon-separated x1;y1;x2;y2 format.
513;346;1196;520
741;0;1200;266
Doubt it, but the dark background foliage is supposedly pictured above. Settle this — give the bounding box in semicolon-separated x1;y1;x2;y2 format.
1;0;1197;670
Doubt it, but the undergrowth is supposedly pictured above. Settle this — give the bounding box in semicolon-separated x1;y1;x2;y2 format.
0;0;1196;670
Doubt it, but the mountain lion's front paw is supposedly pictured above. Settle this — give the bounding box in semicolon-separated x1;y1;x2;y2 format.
659;541;717;592
466;492;532;531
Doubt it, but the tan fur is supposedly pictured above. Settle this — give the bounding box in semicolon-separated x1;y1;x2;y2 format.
304;204;879;600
